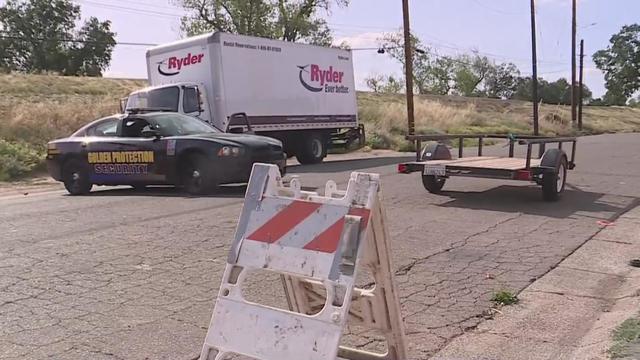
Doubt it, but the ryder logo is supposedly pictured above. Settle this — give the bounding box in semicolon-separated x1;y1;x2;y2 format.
298;64;350;94
157;53;205;76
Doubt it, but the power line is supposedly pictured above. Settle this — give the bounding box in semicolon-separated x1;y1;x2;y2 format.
75;0;182;19
470;0;527;16
0;34;157;47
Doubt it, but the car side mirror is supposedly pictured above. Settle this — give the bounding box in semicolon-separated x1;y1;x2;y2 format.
141;129;161;139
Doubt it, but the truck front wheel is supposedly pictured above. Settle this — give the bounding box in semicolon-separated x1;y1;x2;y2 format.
296;132;327;165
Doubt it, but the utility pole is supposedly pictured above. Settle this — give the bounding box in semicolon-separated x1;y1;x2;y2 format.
571;0;577;126
530;0;539;135
578;39;584;131
401;0;415;135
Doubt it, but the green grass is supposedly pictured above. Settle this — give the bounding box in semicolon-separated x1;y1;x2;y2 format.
609;317;640;359
490;290;519;306
1;73;640;180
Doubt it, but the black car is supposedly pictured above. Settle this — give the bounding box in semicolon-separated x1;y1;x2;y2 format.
46;112;286;195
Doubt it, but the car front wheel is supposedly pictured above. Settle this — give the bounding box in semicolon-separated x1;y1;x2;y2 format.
180;153;215;195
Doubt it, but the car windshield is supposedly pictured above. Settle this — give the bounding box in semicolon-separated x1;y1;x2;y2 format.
126;86;179;112
149;113;218;136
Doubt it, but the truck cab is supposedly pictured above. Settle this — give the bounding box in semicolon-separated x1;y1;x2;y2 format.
125;83;213;126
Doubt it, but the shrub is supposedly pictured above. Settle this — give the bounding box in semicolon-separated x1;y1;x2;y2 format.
0;139;44;181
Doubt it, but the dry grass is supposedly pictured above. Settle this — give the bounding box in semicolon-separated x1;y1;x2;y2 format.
358;92;640;150
0;73;146;146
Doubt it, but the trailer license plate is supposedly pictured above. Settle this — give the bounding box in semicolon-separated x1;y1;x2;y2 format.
424;164;446;176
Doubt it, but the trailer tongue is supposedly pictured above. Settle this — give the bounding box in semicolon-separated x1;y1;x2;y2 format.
398;134;577;201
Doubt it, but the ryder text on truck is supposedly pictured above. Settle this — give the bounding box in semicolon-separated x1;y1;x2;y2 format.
124;32;362;164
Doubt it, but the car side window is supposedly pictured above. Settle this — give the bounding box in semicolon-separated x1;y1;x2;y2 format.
122;118;152;138
86;118;119;137
183;87;200;114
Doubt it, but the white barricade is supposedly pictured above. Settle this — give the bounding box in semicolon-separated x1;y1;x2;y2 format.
200;163;406;360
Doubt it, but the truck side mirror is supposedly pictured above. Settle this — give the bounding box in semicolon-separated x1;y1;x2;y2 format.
229;112;253;133
119;97;128;113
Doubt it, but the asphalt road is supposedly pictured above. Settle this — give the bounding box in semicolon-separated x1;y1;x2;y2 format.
1;133;639;360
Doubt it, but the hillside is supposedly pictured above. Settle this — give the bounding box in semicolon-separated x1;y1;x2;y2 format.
1;73;640;179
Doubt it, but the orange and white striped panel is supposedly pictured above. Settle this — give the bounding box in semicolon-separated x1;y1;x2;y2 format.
241;197;370;254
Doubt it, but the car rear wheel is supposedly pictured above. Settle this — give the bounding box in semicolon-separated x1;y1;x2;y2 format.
62;159;92;195
180;153;215;195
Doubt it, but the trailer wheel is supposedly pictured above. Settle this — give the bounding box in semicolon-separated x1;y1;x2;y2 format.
296;132;326;164
62;158;93;195
542;155;568;201
180;153;215;195
422;175;446;194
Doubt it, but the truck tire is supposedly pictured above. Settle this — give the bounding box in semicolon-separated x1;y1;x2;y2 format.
180;153;216;195
296;132;327;165
62;158;93;195
421;175;446;194
542;152;568;202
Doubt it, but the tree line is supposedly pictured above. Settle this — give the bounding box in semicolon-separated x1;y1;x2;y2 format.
0;0;638;107
366;32;598;106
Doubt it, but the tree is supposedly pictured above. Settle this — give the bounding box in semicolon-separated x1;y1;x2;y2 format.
180;0;347;45
381;32;454;95
0;0;115;76
67;18;116;76
381;32;520;98
485;62;520;99
365;74;403;94
453;54;492;97
511;77;592;105
593;24;640;104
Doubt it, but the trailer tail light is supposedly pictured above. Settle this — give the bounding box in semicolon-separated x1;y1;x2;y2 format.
515;170;532;181
397;163;408;174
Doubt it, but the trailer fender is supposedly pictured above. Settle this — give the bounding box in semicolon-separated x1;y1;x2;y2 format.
421;142;452;161
539;148;567;172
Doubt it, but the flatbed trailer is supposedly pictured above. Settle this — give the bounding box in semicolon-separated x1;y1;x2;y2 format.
397;134;577;201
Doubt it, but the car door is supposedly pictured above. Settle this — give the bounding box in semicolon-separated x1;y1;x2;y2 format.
86;117;167;185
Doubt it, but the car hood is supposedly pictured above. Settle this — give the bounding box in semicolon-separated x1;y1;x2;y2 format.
179;132;283;148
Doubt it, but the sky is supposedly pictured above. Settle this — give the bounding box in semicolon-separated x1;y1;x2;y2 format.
14;0;640;97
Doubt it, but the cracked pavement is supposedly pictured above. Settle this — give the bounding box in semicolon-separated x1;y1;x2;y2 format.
1;133;639;359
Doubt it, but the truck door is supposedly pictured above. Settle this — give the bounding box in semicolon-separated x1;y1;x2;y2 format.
183;85;212;124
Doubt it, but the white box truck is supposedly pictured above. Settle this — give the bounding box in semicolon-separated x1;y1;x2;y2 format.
124;32;362;164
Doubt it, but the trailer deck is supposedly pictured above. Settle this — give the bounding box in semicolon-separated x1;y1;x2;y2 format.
408;156;542;170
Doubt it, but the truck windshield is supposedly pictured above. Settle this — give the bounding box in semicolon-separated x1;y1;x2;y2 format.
126;86;179;112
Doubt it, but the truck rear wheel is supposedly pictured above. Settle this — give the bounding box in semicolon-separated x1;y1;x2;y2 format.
296;132;327;165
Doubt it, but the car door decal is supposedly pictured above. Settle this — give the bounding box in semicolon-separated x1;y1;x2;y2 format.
87;150;155;176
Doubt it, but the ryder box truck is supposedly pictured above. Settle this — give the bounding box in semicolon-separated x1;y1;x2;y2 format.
124;32;361;164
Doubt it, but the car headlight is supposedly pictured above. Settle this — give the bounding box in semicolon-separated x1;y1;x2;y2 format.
217;146;242;157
